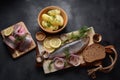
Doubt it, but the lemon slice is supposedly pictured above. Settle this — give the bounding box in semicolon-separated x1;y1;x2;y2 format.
4;26;14;36
43;37;52;49
50;37;61;48
44;47;55;53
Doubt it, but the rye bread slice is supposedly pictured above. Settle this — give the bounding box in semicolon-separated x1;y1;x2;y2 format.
83;44;106;63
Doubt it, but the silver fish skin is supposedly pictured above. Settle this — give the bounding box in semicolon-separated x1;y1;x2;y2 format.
48;37;89;59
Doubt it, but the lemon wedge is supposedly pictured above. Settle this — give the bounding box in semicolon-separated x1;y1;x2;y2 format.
43;37;52;49
50;37;61;48
4;26;14;36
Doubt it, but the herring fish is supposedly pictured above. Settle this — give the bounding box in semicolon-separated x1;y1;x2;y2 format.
48;37;89;59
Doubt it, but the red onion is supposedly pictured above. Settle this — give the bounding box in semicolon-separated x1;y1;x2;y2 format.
8;35;15;42
14;24;26;36
54;57;65;70
68;54;81;66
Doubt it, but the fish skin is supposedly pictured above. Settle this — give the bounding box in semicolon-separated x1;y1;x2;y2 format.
18;35;32;52
48;37;89;59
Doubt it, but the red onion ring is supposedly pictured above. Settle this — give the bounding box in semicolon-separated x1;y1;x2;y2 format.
68;54;81;66
54;57;65;70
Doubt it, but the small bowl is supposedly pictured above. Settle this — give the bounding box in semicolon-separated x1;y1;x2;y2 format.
36;32;46;41
38;6;68;33
93;33;102;43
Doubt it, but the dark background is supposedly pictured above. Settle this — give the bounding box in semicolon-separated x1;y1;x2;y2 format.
0;0;120;80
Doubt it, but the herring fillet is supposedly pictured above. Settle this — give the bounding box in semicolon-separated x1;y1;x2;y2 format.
48;37;89;59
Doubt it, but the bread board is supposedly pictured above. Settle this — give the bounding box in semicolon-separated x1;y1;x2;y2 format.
1;22;36;59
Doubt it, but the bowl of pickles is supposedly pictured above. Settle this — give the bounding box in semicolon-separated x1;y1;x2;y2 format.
38;6;68;33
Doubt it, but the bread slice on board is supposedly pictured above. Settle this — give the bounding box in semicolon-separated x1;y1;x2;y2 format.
83;44;106;63
1;22;36;59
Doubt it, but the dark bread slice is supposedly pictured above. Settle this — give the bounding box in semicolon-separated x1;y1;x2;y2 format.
83;44;106;63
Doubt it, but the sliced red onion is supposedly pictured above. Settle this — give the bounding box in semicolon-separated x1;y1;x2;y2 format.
68;54;81;66
14;24;26;36
54;57;65;70
8;35;15;42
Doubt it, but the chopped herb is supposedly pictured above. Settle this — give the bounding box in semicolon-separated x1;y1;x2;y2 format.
15;34;26;43
64;48;70;60
61;41;65;45
47;21;51;27
68;26;89;41
78;26;90;38
52;15;56;18
70;32;79;40
48;61;54;71
64;61;68;67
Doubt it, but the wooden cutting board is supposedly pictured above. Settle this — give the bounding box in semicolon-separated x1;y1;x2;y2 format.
1;22;36;59
36;27;95;74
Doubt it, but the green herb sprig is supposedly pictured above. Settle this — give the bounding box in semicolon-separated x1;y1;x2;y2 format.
78;26;90;38
48;61;54;71
64;48;70;60
64;48;70;67
69;26;89;40
15;35;26;43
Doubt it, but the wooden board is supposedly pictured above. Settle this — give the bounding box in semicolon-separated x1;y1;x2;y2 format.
1;22;36;59
36;27;95;74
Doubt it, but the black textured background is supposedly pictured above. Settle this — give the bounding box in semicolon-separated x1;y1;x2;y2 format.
0;0;120;80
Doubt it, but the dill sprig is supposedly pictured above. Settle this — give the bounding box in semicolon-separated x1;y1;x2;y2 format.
64;48;70;67
48;61;54;71
70;26;89;40
78;26;90;38
64;48;70;60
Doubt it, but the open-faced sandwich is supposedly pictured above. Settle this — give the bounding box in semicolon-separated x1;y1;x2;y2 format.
1;22;36;58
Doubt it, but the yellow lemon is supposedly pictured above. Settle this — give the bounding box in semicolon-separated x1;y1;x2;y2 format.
4;26;14;36
44;47;55;53
43;37;52;49
50;37;61;48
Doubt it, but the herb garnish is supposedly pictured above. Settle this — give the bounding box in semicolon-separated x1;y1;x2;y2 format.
47;21;51;27
78;26;90;38
64;48;70;67
48;61;54;71
64;48;70;60
15;34;26;43
70;32;79;40
61;27;89;44
70;26;89;40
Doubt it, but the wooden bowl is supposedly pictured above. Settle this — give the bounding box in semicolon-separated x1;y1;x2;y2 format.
38;6;68;33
